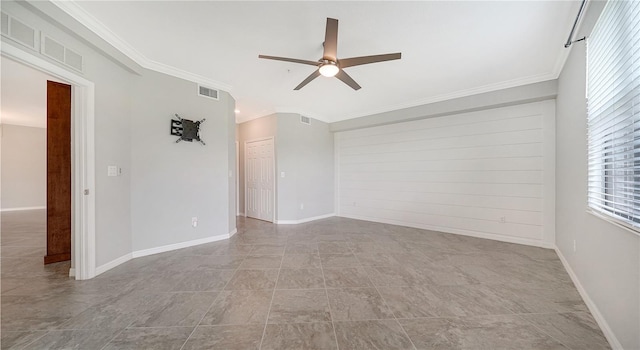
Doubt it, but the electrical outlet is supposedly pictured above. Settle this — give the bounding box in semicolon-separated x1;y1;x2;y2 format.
499;216;506;223
573;239;576;252
191;217;198;228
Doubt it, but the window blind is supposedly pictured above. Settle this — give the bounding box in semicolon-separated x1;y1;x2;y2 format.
587;0;640;230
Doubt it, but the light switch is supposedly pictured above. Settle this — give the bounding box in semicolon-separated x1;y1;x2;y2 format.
107;165;118;177
281;172;286;178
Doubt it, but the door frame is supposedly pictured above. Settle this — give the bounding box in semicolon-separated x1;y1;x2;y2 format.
244;137;276;223
2;43;96;280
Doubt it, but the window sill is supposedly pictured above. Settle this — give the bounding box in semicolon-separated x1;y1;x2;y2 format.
586;208;640;238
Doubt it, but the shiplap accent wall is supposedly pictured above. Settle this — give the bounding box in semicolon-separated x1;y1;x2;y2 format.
335;100;556;248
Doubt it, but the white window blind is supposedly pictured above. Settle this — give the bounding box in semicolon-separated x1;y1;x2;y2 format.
587;0;640;230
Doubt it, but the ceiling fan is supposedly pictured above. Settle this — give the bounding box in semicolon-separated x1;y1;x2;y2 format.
259;18;401;91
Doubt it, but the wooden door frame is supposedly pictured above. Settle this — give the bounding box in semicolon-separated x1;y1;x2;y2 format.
2;43;96;280
244;137;276;223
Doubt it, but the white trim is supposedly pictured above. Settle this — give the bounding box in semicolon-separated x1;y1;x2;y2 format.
95;253;132;276
132;234;230;258
68;267;75;277
0;206;46;212
334;133;341;216
0;121;46;129
236;141;240;216
338;213;555;249
555;247;623;350
238;212;245;217
586;209;640;239
94;229;238;276
50;1;232;93
1;42;96;281
277;213;335;225
542;100;556;245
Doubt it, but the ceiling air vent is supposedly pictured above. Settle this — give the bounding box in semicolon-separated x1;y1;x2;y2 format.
300;115;311;125
198;85;219;100
41;35;83;72
1;12;37;50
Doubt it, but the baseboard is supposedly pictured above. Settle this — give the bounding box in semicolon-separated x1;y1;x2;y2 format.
237;212;245;217
95;253;132;276
228;228;238;238
132;233;230;258
337;213;555;249
68;267;75;277
276;213;336;225
0;206;46;212
555;247;623;350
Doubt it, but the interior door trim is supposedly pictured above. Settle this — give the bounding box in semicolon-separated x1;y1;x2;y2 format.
2;42;96;280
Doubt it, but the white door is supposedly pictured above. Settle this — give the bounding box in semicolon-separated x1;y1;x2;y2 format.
245;138;275;222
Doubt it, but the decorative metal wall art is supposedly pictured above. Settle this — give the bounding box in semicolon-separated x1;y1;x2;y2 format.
170;114;206;145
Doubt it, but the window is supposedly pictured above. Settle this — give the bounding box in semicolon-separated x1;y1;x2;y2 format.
587;0;640;231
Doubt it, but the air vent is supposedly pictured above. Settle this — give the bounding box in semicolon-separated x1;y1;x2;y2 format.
1;12;8;36
300;115;311;125
64;47;83;72
1;12;37;50
41;35;83;72
198;85;219;100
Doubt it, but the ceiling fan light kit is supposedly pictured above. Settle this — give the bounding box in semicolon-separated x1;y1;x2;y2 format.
319;61;339;77
259;18;401;90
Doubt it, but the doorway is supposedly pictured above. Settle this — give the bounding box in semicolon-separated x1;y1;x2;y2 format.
2;43;96;279
245;138;275;222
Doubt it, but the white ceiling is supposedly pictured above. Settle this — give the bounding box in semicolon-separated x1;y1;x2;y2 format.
1;57;60;128
64;1;580;123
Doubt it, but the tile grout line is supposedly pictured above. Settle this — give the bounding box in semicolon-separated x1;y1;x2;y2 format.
318;245;341;350
12;330;49;349
348;243;419;350
98;319;137;350
257;244;285;350
513;313;576;350
178;246;251;350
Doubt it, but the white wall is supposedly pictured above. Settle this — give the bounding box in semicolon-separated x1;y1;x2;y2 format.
335;100;556;248
130;70;235;252
555;2;640;348
0;124;46;210
277;114;334;222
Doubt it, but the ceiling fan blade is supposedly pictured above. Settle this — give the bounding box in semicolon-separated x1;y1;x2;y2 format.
335;69;361;90
294;70;321;90
339;53;402;68
323;18;338;61
259;55;320;66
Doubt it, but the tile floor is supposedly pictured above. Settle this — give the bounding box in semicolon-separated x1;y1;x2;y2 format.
1;209;611;349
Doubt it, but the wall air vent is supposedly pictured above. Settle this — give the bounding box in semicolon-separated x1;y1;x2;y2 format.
300;115;311;125
41;35;84;73
198;85;219;100
1;12;37;50
1;12;9;36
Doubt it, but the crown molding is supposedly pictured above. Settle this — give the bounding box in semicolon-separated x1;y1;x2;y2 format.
333;71;558;123
264;70;557;125
51;0;233;92
51;0;571;126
